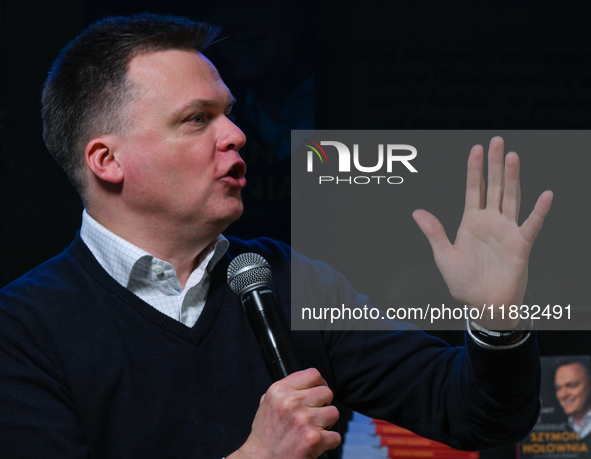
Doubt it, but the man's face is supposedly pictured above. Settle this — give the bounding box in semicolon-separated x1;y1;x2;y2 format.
117;49;247;231
555;363;591;421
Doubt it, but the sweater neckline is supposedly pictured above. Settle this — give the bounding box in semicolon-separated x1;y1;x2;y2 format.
70;233;230;347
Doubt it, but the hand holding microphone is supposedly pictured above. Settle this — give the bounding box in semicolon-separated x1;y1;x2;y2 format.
227;254;340;459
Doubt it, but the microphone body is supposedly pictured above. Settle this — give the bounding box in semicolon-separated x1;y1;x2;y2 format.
239;286;301;381
227;254;301;382
228;253;330;459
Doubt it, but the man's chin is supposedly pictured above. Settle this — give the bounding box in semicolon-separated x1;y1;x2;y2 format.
218;205;244;232
563;406;581;417
230;201;244;222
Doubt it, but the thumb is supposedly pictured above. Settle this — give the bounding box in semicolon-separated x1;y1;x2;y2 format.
412;209;452;260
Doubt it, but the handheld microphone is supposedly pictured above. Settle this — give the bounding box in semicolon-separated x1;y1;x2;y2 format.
228;253;331;459
227;253;301;381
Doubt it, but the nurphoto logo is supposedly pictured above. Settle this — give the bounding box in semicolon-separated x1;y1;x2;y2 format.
303;139;418;185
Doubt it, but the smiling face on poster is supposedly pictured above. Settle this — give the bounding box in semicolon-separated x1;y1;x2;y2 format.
520;356;591;457
556;362;591;432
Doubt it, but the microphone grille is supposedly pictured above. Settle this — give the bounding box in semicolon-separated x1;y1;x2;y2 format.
227;253;272;294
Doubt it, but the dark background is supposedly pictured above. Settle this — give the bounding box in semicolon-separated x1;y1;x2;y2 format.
2;1;591;457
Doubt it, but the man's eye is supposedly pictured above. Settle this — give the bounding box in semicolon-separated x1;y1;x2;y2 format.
188;113;206;124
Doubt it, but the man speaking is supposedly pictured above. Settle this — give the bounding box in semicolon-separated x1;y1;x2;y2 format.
0;13;553;458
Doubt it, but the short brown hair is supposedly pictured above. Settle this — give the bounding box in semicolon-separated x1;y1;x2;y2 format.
42;13;219;199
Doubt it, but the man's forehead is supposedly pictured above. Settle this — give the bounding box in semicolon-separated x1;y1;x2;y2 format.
557;363;587;380
126;49;233;107
127;49;221;90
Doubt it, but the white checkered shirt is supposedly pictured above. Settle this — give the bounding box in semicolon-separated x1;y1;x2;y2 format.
80;210;229;327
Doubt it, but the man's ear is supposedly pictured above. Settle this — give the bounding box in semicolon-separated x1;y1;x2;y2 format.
85;137;124;184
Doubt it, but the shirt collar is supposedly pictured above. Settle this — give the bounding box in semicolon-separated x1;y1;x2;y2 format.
80;209;229;289
568;409;591;439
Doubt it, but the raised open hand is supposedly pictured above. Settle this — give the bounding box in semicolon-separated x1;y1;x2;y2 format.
413;137;553;329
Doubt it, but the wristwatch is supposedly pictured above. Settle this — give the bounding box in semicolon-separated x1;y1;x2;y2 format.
467;317;533;349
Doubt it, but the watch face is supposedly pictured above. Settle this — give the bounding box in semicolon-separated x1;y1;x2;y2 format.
469;320;531;348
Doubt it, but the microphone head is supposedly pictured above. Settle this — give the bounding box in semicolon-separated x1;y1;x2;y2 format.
227;253;272;295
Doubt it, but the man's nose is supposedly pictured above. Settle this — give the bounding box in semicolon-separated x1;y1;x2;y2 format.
218;116;247;152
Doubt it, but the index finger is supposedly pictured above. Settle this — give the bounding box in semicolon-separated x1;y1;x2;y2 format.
284;368;328;390
464;144;485;211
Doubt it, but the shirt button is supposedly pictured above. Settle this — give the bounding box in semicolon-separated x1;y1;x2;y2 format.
154;266;164;276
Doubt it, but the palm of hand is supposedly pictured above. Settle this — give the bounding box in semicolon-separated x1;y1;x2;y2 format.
437;208;530;309
413;137;553;327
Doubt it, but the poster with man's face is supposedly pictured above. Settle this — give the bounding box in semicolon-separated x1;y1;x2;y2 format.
521;356;591;458
555;360;591;434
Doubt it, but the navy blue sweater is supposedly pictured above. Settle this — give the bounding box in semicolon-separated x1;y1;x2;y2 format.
0;235;540;458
